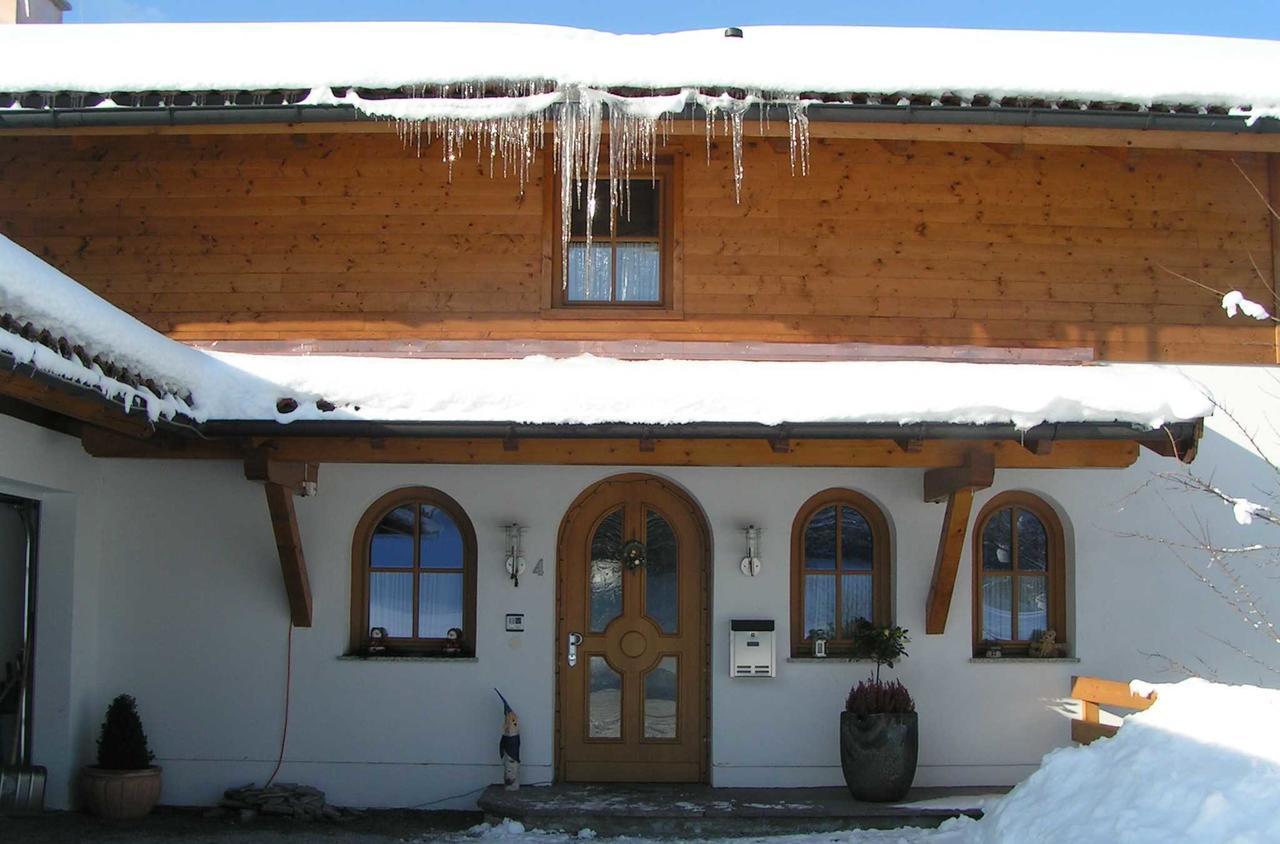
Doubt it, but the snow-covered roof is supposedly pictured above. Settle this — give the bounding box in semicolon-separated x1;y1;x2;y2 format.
0;233;1213;432
1;23;1278;121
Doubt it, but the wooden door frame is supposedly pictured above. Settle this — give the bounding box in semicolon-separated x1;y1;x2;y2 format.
554;472;712;783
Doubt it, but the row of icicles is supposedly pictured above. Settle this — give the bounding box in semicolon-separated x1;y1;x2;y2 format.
325;85;815;280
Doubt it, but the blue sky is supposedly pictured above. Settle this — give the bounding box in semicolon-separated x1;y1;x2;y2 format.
66;1;1280;40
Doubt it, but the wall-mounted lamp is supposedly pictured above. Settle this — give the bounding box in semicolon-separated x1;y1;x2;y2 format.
740;525;762;576
504;524;527;587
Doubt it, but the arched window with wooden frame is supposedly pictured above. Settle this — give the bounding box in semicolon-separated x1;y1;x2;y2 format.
790;489;892;657
350;487;477;656
972;491;1067;656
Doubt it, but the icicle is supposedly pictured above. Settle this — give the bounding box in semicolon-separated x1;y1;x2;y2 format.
301;82;814;268
696;92;756;202
787;100;811;176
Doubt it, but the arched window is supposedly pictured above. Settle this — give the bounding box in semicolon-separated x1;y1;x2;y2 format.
350;487;477;656
972;492;1067;656
790;489;891;657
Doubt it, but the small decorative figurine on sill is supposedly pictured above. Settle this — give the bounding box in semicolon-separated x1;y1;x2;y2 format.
495;689;521;791
443;627;464;657
981;640;1004;659
367;626;388;655
809;629;829;658
1028;629;1061;658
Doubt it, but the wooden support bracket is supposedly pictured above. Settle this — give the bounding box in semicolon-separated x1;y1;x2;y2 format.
925;488;976;635
244;451;319;495
262;482;313;628
922;450;994;634
923;450;995;503
245;454;319;628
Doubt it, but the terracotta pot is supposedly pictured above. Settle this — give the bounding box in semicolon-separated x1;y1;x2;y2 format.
839;711;918;802
81;766;162;819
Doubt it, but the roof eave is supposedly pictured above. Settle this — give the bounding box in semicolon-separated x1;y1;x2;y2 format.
0;102;1274;134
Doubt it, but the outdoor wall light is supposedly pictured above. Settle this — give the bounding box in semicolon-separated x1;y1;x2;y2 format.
740;525;762;576
504;523;527;587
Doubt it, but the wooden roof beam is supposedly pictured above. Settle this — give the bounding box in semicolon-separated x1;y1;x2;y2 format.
81;424;244;459
80;435;1140;469
1;365;155;440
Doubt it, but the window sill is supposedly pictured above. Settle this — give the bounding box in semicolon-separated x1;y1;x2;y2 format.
968;657;1080;664
542;305;683;320
338;655;478;663
786;657;877;663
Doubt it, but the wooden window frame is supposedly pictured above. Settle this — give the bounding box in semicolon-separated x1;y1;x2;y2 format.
542;154;684;318
349;486;478;657
790;488;892;657
971;491;1068;657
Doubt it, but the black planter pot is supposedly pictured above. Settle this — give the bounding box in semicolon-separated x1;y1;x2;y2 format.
839;710;919;802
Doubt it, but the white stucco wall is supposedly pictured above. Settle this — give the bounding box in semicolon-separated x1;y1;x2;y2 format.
1;364;1276;809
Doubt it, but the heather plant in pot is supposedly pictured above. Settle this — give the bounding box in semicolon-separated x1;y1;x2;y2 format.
81;694;162;819
841;620;917;802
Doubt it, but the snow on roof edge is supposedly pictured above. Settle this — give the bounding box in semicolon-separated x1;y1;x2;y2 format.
0;23;1278;119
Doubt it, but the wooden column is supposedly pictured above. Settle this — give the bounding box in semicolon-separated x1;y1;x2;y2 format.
922;451;994;634
245;454;319;628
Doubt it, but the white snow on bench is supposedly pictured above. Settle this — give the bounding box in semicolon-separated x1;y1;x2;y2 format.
1;233;1213;428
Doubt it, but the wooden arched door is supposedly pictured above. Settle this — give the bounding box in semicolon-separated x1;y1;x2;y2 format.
556;475;708;782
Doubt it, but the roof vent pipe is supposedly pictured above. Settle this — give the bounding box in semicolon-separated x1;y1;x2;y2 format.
724;27;743;38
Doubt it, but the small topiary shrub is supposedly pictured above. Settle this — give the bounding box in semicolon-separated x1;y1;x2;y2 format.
845;678;916;716
96;694;154;770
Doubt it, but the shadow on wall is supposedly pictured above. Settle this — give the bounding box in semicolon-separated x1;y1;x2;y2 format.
1093;421;1280;686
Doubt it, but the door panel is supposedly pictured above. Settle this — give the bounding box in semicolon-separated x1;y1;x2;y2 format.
558;476;707;782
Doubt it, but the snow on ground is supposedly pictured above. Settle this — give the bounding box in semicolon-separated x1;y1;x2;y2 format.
2;23;1279;118
0;233;1215;428
430;680;1280;844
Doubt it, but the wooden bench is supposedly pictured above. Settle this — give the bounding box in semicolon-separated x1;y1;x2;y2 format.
1070;675;1158;745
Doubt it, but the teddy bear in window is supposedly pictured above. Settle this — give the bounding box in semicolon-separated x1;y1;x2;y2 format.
1028;629;1061;658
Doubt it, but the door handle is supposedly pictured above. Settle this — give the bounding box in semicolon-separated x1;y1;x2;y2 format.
568;632;583;667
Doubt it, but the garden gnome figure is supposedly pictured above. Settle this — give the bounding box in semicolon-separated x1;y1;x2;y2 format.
495;689;521;790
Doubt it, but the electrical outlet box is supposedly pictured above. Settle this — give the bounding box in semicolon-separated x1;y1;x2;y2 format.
730;619;775;678
505;613;524;632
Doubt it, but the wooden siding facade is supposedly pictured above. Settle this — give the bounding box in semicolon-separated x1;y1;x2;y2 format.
0;130;1275;363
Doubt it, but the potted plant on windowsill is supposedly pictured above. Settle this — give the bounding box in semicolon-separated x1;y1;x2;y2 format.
841;619;916;802
82;694;162;819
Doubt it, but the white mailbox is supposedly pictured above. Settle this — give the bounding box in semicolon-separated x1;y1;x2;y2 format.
730;619;776;678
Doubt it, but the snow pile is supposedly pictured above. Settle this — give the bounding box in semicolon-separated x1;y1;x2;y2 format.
438;679;1280;844
972;678;1280;844
0;233;1213;428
